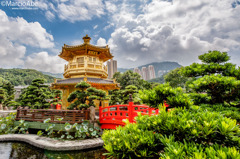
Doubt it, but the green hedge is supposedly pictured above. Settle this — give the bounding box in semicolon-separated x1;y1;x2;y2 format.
102;107;240;158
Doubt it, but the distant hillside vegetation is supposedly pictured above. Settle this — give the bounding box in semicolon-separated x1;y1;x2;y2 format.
0;68;56;86
147;72;169;83
118;61;181;77
41;71;64;79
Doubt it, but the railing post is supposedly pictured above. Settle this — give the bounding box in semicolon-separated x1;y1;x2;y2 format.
73;109;76;123
16;107;20;119
99;106;102;121
129;94;134;123
148;107;152;116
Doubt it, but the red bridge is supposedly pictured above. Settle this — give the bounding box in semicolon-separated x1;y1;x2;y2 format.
99;101;159;129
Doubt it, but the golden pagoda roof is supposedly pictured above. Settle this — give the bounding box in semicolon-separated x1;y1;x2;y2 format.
59;35;113;62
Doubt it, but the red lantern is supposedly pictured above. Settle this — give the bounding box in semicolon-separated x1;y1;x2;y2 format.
56;104;61;110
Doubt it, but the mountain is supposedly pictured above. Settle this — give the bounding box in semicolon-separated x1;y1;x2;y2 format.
118;61;181;77
41;71;64;79
0;68;56;86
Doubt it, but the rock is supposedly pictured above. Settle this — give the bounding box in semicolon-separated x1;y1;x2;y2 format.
89;106;95;121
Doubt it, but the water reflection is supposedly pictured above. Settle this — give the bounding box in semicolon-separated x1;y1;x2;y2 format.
0;142;107;159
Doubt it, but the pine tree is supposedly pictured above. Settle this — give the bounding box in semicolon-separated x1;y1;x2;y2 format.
182;50;240;105
0;89;7;109
1;82;15;106
50;90;62;107
18;79;52;109
67;81;106;110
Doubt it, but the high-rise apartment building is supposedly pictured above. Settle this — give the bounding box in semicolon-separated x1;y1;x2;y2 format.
107;59;117;79
133;67;142;78
141;67;148;80
148;65;156;79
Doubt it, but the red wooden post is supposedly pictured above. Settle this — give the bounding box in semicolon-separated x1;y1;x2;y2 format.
149;108;152;116
128;94;134;123
73;110;76;123
99;106;102;120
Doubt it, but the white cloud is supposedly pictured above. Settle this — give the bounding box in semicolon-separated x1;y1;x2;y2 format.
107;0;240;68
0;10;55;67
39;0;105;23
93;25;98;30
97;37;107;46
45;11;55;21
24;52;66;73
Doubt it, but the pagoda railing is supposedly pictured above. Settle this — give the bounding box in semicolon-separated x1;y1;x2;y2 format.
15;107;90;124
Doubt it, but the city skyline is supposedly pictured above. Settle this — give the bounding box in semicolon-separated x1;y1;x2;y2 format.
134;65;157;80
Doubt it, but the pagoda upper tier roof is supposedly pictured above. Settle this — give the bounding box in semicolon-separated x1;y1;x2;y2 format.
59;35;113;62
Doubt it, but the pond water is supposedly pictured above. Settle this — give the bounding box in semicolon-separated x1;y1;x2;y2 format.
0;142;107;159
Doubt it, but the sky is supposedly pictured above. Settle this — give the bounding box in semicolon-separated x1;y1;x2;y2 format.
0;0;240;73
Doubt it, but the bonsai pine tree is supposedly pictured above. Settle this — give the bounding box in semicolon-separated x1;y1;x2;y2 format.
18;79;52;109
1;82;15;107
0;89;7;109
50;90;62;107
121;85;141;104
181;50;240;105
67;81;106;110
109;89;122;105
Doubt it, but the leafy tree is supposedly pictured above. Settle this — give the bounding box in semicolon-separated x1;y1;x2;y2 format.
67;81;106;110
139;83;192;109
181;50;240;105
113;70;151;90
164;67;189;88
18;79;52;109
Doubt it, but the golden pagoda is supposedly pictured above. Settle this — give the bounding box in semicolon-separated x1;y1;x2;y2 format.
51;35;120;109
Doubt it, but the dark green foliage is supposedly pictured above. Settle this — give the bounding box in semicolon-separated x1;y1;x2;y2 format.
164;67;189;87
67;81;106;110
113;70;151;90
0;88;7;105
139;83;192;109
109;89;122;105
199;50;230;64
109;86;142;105
50;90;62;106
0;68;56;86
18;79;52;109
189;74;240;104
189;93;211;105
121;85;140;104
0;82;15;106
147;74;166;84
181;50;240;104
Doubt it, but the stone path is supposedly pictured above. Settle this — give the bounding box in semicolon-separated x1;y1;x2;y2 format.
0;134;103;151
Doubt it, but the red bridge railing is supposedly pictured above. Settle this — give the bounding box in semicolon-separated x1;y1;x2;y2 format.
99;101;159;129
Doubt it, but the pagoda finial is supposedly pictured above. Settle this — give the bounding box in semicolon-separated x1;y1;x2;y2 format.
83;34;91;44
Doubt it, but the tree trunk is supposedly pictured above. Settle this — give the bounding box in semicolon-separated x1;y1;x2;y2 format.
0;104;3;110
